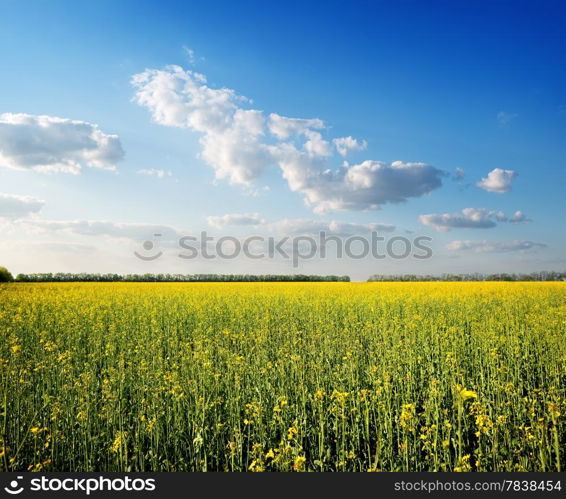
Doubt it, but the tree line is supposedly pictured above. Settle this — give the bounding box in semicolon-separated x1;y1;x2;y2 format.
10;272;351;283
367;271;566;282
2;267;564;283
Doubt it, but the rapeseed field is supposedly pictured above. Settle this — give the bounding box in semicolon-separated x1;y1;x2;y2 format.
1;282;564;471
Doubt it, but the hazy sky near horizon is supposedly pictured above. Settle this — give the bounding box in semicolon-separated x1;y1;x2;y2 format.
0;0;565;280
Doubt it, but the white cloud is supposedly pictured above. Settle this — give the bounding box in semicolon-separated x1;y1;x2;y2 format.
21;219;182;241
0;240;97;255
304;130;332;158
452;167;465;181
136;168;172;179
419;207;530;232
206;213;395;235
497;111;518;126
0;193;44;220
132;66;445;212
0;113;124;174
207;213;264;229
477;168;517;193
420;208;497;231
267;113;324;140
267;218;395;236
333;136;367;156
131;65;241;131
199;108;272;184
327;220;395;235
272;147;444;213
508;210;531;223
183;45;204;65
132;66;270;185
447;240;546;253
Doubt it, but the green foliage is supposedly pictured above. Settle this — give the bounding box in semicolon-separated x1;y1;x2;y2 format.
367;271;566;282
14;273;350;283
0;266;14;282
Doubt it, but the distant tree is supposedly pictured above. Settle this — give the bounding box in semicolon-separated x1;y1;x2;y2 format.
12;273;350;283
367;271;565;282
0;266;14;282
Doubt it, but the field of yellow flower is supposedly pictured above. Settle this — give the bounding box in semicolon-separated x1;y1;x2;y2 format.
1;282;564;472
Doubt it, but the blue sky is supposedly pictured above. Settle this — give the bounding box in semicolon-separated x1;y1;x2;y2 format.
0;0;565;279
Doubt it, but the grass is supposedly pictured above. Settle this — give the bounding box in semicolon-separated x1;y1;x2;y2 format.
1;282;564;471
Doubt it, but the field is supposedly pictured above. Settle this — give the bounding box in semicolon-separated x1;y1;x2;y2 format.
1;282;564;472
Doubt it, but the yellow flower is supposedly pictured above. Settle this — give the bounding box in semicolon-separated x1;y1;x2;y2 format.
110;431;127;453
399;403;416;429
454;454;472;472
330;390;349;405
293;456;306;471
496;415;508;425
248;459;264;472
287;426;298;440
456;385;478;401
314;390;325;401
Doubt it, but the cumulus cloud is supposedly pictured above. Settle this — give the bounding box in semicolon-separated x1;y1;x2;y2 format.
136;168;172;178
199;109;272;184
0;113;124;174
304;130;332;158
508;210;531;223
267;113;324;140
419;207;531;232
476;168;517;193
446;239;546;253
131;66;270;185
333;136;367;156
273;147;445;213
207;213;264;229
132;65;445;212
131;66;238;129
0;193;44;220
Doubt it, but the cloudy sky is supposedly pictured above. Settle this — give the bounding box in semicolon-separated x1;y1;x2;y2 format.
1;0;565;280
